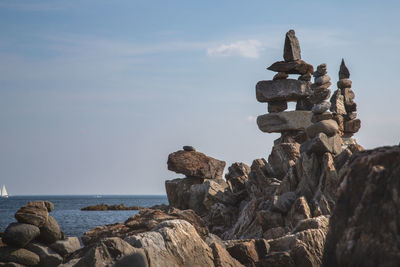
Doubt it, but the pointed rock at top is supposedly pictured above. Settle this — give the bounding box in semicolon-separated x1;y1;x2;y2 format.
339;58;350;79
284;30;301;62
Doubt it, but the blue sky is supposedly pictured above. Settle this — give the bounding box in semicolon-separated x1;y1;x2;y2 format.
1;0;400;194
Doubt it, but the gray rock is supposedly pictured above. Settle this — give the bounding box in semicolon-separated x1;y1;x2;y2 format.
256;79;312;102
39;216;63;244
125;220;215;267
311;81;331;91
314;74;331;85
273;72;288;80
292;215;329;234
268;143;300;178
306;119;339;138
167;150;226;179
296;98;313;111
112;250;149;267
311;112;333;123
2;223;40;248
317;64;327;75
165;177;203;210
267;60;313;75
0;247;40;266
257;111;313;133
309;89;331;104
284;29;301;62
43;201;54;212
298;73;311;81
337;78;352;89
50;236;81;256
26;242;63;267
63;237;140;267
272;192;297;214
268;101;287;113
312;100;331;114
302;133;342;155
339;59;350;79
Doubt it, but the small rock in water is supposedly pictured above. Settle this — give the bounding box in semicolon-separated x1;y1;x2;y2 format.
312;100;331;114
284;29;301;62
183;146;196;152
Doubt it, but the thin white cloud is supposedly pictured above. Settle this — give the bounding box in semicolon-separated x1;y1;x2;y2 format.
207;40;263;59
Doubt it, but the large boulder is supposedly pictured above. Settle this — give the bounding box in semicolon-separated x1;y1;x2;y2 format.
62;237;142;267
323;146;400;267
125;219;215;267
82;208;208;246
39;216;63;244
165;177;203;210
167;150;226;179
50;237;81;257
2;223;40;248
14;202;49;227
257;111;312;133
26;242;63;267
0;247;40;266
256;79;312;102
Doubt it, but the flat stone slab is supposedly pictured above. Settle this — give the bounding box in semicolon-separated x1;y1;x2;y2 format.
256;79;312;102
257;111;312;133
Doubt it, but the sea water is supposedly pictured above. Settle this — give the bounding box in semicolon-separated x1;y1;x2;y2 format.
0;195;168;238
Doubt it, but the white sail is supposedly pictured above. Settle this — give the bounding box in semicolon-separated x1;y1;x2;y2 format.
1;185;8;197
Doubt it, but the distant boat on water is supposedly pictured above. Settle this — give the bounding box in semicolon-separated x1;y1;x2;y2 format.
1;185;9;198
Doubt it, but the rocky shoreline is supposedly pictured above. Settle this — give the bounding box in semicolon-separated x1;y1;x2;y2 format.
1;30;399;267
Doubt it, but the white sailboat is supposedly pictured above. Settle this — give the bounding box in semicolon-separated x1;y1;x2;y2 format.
1;185;9;198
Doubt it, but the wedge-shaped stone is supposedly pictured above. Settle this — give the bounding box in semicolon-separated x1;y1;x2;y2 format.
257;111;312;133
256;79;312;102
267;60;313;75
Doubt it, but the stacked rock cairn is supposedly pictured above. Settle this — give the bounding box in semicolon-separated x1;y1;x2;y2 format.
330;59;361;141
255;30;315;177
300;63;342;155
0;201;81;266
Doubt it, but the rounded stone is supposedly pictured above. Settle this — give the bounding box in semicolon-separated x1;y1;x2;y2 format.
306;119;339;138
2;222;40;248
337;79;352;89
183;146;196;152
314;74;331;85
312;101;331;114
39;216;63;244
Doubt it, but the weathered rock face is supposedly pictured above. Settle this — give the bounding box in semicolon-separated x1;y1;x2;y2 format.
63;237;142;267
82;207;208;246
257;111;312;133
256;79;312;102
225;162;250;197
50;236;81;257
2;223;40;248
167;150;226;179
125;219;215;267
323;146;400;267
26;242;63;267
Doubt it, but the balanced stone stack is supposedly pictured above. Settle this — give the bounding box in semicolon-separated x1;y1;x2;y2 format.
0;201;81;266
330;59;361;140
301;64;342;155
256;30;314;178
165;146;234;215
